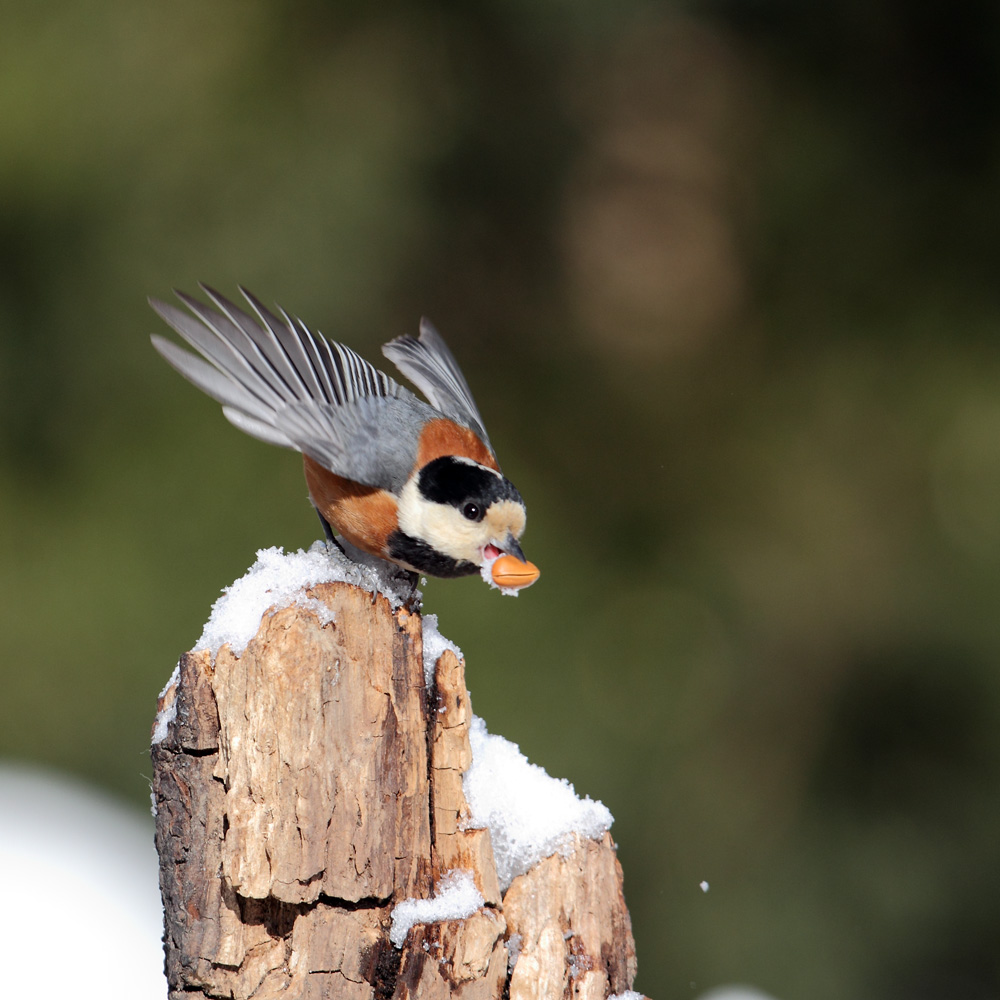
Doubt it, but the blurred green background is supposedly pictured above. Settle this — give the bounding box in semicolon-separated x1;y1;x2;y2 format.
2;1;999;997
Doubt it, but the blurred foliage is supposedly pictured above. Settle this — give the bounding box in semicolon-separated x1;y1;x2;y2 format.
2;1;999;997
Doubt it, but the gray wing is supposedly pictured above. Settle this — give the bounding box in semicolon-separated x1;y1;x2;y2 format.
381;318;494;455
150;286;431;490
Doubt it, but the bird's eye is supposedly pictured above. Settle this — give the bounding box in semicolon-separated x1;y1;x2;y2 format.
462;502;482;521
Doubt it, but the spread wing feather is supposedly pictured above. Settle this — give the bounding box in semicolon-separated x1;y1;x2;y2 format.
150;287;429;489
382;318;494;455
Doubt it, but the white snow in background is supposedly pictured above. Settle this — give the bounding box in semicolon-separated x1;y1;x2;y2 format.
696;988;780;1000
195;542;410;657
0;763;165;999
421;613;464;686
151;661;181;745
462;716;614;890
389;870;484;948
478;552;520;597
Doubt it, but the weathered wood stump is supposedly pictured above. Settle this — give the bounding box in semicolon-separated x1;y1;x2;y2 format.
151;578;638;999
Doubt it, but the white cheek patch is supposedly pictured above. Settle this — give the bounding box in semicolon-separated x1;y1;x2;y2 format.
397;478;485;564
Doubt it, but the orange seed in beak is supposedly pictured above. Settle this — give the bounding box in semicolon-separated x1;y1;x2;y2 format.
491;553;540;590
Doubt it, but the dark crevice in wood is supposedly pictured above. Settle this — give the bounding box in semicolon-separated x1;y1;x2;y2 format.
166;745;218;758
314;892;394;911
361;937;400;1000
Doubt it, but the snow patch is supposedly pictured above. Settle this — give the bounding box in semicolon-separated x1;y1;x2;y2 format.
506;932;522;973
462;716;614;890
421;613;464;687
389;870;484;948
195;542;412;658
151;662;180;745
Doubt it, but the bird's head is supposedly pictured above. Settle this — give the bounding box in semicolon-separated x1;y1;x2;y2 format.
394;455;539;589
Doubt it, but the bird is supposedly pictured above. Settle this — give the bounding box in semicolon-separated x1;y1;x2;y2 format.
149;286;539;594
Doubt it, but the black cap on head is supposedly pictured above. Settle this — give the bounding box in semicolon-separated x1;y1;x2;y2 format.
417;456;523;511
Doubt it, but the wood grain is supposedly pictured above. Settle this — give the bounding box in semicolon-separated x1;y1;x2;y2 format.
151;580;640;999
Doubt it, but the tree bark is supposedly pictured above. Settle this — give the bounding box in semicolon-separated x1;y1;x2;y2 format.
151;580;639;999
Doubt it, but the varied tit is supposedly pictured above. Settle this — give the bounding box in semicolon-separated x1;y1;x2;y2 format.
150;286;539;593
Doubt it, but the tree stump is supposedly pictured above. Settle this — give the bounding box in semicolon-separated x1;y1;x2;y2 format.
151;575;639;999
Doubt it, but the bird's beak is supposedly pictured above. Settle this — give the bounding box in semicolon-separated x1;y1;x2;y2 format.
490;534;540;590
503;534;527;562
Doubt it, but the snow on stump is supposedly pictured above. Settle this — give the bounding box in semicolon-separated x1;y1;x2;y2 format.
150;546;639;1000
